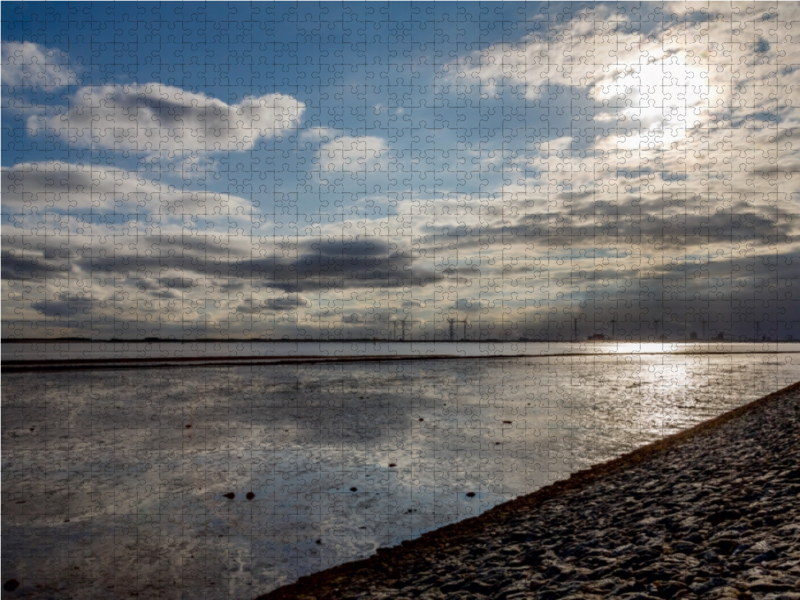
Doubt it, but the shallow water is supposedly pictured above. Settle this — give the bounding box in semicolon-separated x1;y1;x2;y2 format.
2;353;799;598
5;340;799;361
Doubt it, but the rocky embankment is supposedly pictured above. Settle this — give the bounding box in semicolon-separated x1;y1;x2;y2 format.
258;381;800;600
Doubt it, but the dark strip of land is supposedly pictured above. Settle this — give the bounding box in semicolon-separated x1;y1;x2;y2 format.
256;380;800;600
3;353;516;372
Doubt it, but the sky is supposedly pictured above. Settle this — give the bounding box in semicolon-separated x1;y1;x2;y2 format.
2;1;799;341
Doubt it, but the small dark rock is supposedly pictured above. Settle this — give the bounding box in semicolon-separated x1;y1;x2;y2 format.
516;549;546;567
439;580;464;593
246;492;255;500
466;579;499;594
466;492;476;498
673;541;698;555
655;581;687;597
222;492;235;499
783;468;800;481
712;539;739;555
748;550;778;564
350;487;358;492
685;533;704;544
388;463;396;467
707;509;740;526
747;579;793;593
613;580;647;594
691;577;728;594
3;579;20;592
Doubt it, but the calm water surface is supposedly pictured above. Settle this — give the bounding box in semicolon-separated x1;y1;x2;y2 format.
2;352;799;598
5;340;800;361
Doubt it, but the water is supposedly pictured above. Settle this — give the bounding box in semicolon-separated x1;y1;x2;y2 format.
2;350;799;599
5;340;799;361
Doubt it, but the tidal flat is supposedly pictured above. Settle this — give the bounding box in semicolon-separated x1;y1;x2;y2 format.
2;352;799;598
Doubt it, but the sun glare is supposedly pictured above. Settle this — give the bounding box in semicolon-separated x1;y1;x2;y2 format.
597;54;711;148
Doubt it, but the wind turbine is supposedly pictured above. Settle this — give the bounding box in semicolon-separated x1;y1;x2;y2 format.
448;317;469;341
399;318;420;341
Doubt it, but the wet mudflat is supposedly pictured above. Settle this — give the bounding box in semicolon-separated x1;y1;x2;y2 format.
2;353;798;598
262;381;800;600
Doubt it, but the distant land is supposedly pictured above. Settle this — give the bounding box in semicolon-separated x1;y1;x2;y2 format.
1;336;792;344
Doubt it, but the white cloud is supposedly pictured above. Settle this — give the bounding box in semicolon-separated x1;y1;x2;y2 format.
317;134;389;172
1;161;255;235
444;3;800;152
27;84;305;152
1;42;78;88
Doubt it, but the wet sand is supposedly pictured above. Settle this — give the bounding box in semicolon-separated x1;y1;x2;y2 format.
257;380;800;599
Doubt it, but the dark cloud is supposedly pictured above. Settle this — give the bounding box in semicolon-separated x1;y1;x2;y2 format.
78;242;442;293
1;255;51;280
218;282;247;293
300;238;391;257
135;277;197;291
502;250;800;342
32;294;92;318
443;207;790;252
236;295;310;314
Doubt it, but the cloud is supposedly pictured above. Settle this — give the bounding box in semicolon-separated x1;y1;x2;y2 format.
1;161;254;234
445;2;800;162
67;234;441;294
317;134;390;172
1;42;78;89
31;293;92;318
235;295;310;314
136;277;198;291
451;298;488;314
27;84;305;152
1;254;59;280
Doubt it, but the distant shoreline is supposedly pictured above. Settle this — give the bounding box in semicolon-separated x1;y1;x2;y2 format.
2;338;795;344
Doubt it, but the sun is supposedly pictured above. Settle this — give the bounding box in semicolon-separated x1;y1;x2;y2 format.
596;53;711;148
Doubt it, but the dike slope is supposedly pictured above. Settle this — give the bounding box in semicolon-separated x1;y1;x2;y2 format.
257;381;800;600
